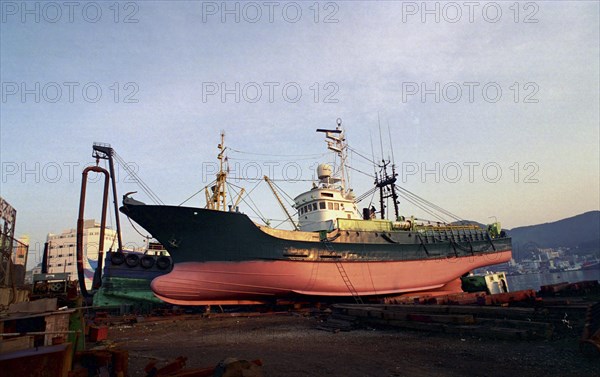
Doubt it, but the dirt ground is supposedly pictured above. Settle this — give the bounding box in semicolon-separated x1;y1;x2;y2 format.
106;313;599;377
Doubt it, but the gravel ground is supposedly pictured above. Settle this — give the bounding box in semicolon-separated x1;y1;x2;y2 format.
106;314;600;377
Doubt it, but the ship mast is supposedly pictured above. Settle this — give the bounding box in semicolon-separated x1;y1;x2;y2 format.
375;161;399;220
316;118;349;194
205;132;228;211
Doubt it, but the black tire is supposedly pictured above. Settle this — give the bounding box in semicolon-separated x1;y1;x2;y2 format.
49;282;65;292
125;254;140;268
156;256;171;270
111;252;125;265
140;255;155;269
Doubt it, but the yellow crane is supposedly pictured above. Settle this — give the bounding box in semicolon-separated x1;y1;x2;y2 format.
263;176;298;230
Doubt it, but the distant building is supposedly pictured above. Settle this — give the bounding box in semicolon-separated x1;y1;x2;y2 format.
25;263;42;284
46;219;116;289
12;235;29;266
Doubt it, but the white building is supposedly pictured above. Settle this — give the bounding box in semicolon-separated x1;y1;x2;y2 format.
46;219;117;289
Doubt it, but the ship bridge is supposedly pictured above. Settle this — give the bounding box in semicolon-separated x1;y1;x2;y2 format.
293;163;361;232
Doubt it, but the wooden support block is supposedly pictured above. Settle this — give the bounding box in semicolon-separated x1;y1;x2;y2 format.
0;336;34;354
8;298;57;314
383;311;408;320
407;313;475;324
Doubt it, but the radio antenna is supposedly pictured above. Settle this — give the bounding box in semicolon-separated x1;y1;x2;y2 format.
387;120;395;165
378;112;384;164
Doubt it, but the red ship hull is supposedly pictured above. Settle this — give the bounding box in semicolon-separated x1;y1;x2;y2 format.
151;250;512;305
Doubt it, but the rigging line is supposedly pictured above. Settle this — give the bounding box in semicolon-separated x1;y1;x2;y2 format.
227;177;315;182
347;146;378;166
227;184;240;207
113;151;163;205
394;184;454;217
269;178;297;205
378;112;385;163
228;155;327;162
229;179;264;217
395;185;462;221
233;183;268;225
226;181;247;192
227;183;253;209
247;195;269;225
368;186;378;209
273;212;298;229
178;187;205;206
228;179;262;199
397;191;451;223
113;152;163;205
126;214;152;240
355;186;378;203
369;132;377;175
387;120;395;165
348;157;379;169
401;194;448;223
346;164;374;179
237;192;268;225
393;186;443;219
248;215;291;224
397;192;448;223
229;148;327;158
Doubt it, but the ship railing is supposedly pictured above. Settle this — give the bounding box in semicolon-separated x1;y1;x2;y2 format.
414;224;481;232
417;226;488;245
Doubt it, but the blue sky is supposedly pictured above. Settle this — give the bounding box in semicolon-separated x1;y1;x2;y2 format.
1;1;599;268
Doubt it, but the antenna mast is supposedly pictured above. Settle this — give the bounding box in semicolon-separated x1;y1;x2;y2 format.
374;118;400;220
316;118;348;194
206;131;228;211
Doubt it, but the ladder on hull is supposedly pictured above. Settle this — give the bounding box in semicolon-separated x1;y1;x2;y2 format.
321;235;364;304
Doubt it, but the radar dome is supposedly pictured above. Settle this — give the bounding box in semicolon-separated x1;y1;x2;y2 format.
317;164;332;179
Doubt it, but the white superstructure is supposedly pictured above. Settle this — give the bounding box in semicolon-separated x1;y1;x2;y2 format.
293;121;363;232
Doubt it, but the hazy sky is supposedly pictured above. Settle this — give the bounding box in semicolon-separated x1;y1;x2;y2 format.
1;1;599;268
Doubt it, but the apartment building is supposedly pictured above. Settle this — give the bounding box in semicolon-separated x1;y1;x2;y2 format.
46;219;116;288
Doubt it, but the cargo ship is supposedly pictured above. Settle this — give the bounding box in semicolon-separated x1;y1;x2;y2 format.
120;120;512;305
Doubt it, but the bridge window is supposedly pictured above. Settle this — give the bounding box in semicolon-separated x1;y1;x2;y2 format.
334;203;340;210
312;203;317;211
319;202;326;210
328;202;333;210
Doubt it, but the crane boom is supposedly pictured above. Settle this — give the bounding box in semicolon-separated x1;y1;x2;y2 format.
263;176;298;230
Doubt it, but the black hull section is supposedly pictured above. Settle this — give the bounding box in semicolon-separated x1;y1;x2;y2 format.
120;203;512;265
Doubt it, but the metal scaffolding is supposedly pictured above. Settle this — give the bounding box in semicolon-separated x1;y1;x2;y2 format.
0;196;17;287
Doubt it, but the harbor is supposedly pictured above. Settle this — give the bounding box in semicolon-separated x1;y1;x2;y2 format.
1;125;599;375
508;270;600;292
2;2;599;374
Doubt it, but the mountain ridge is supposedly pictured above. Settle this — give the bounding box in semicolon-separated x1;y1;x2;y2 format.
507;211;600;258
